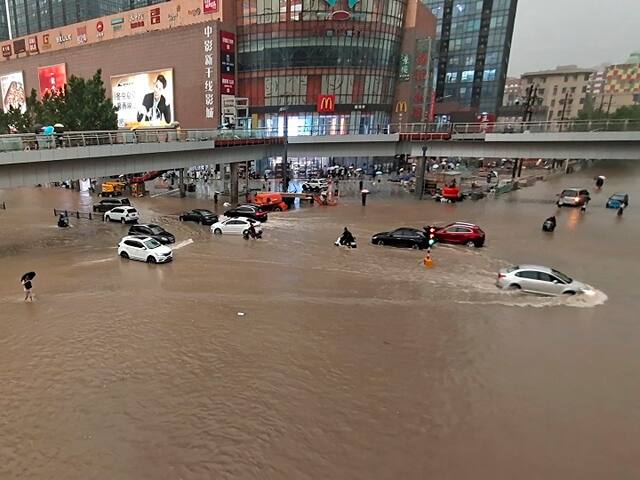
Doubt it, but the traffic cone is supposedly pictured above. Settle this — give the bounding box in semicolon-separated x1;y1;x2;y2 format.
423;251;434;269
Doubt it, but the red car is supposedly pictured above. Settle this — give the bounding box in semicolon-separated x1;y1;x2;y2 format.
433;222;485;248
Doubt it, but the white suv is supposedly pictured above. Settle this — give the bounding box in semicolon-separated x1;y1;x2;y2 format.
302;179;328;193
118;236;173;264
105;207;139;224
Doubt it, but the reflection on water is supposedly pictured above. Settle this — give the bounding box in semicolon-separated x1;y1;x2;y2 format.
1;161;639;479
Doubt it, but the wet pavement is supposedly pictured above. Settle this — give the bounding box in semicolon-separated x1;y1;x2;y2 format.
1;161;639;479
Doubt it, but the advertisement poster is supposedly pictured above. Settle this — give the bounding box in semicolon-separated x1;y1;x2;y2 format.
111;69;174;128
38;63;67;97
204;0;219;14
0;71;27;113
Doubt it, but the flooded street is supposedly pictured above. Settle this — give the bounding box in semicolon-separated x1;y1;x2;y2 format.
1;162;639;479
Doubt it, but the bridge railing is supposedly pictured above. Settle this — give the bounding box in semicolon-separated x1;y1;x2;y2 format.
2;119;639;153
0;128;283;153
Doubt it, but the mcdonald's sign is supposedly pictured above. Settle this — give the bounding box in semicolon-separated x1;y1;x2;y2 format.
395;101;408;113
317;94;336;113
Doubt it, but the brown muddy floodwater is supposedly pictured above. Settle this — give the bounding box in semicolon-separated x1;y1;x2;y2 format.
1;162;640;479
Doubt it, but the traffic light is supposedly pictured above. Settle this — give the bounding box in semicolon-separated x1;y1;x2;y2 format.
428;226;437;247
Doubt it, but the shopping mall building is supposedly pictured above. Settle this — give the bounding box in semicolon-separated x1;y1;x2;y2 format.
0;0;437;135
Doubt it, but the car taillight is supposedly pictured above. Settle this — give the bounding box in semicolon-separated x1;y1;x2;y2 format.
498;273;506;278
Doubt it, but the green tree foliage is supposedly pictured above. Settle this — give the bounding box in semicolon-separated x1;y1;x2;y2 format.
0;69;117;133
610;105;640;120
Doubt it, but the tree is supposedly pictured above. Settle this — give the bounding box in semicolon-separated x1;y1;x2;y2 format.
610;105;640;121
60;70;118;130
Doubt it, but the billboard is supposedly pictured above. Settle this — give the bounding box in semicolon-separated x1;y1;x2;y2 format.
111;69;174;128
0;72;27;113
38;63;67;97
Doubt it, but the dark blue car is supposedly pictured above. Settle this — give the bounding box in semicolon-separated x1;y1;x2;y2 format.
606;193;629;209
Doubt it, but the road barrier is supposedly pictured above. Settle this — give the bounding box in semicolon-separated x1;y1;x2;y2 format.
53;209;99;220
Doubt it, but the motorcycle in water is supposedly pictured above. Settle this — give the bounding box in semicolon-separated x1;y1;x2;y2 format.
542;216;556;232
243;229;262;240
334;236;357;249
57;214;70;228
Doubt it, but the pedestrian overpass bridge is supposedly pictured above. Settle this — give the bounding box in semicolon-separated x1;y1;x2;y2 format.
1;119;639;189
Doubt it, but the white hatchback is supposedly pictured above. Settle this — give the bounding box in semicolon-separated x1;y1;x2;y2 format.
118;236;173;263
105;206;139;224
211;217;262;236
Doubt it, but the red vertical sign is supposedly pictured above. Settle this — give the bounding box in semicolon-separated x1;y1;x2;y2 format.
428;91;436;122
220;31;235;53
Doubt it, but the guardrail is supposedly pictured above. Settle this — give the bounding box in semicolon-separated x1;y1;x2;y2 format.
2;118;639;154
53;208;100;220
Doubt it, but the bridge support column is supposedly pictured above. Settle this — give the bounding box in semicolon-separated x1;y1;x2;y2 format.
230;163;239;205
179;168;186;198
415;148;427;199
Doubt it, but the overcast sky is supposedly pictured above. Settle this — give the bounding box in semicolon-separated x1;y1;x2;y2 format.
508;0;640;75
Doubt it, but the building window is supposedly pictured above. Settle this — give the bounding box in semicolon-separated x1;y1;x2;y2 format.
461;70;474;82
564;75;568;82
550;99;555;107
482;69;496;81
445;72;458;83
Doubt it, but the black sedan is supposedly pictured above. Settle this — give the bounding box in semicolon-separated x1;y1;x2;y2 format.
128;224;175;244
372;228;429;250
179;209;218;225
224;204;268;222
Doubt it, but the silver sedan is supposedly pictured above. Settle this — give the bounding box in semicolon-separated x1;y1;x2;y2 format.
496;265;589;296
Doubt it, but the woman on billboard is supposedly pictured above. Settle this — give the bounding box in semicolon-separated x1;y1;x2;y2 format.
137;74;171;125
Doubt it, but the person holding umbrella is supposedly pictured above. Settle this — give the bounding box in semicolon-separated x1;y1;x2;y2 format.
21;272;36;302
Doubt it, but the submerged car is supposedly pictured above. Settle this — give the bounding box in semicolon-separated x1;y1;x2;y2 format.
224;204;268;222
104;206;139;224
179;209;218;225
128;224;175;244
93;198;131;213
372;228;429;250
496;265;588;296
557;188;590;207
211;217;262;236
118;236;173;264
432;222;485;248
606;193;629;209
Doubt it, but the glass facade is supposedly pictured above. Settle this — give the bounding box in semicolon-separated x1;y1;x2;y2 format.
423;0;517;115
237;0;408;132
0;0;166;40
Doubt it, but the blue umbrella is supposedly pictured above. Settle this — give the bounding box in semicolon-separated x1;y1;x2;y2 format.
43;125;55;135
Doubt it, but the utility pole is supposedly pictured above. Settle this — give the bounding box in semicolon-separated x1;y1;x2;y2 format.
559;91;572;132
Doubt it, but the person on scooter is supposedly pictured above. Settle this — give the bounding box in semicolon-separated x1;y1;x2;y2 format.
247;222;259;239
542;215;556;232
338;227;355;247
57;213;69;228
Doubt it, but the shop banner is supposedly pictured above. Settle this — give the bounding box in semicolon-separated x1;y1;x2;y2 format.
0;71;27;113
204;0;219;14
111;69;174;128
38;63;67;97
